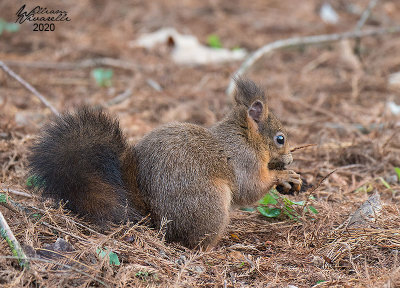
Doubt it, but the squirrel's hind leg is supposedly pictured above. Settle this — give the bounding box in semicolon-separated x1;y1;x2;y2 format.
161;179;232;250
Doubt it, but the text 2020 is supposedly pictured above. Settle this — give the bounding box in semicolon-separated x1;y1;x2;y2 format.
33;23;55;31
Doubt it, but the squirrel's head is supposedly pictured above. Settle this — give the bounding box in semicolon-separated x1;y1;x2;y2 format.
233;78;292;170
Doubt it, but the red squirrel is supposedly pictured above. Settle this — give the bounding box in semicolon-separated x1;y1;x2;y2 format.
29;78;301;249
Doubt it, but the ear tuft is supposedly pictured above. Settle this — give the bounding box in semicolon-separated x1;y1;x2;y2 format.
233;77;266;106
248;100;263;122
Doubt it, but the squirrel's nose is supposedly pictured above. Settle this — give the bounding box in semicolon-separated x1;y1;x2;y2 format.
282;153;293;166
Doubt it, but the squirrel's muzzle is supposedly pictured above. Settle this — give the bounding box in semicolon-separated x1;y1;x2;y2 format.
282;153;293;166
268;153;293;170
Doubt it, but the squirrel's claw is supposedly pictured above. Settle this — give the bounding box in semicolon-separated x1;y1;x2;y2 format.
275;170;302;194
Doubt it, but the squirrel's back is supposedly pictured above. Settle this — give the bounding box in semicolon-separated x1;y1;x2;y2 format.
28;107;143;227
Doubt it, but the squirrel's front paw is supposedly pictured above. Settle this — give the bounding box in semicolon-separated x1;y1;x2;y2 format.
275;170;302;195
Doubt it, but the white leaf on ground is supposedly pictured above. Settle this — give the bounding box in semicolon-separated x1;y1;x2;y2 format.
388;71;400;87
130;27;247;65
320;3;339;25
130;27;181;49
387;101;400;115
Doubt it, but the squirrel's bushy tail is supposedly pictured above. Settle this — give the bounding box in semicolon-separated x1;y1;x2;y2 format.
28;107;142;227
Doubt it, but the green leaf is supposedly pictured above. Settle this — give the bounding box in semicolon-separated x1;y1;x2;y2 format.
283;210;294;219
96;247;120;266
26;175;44;188
91;68;113;87
96;247;107;258
240;207;256;212
292;200;305;206
0;193;7;203
136;271;150;280
257;206;281;218
108;251;120;266
355;183;373;193
0;227;7;239
283;197;295;206
395;167;400;181
308;205;318;214
31;213;42;220
269;188;280;198
0;19;19;35
259;193;278;205
4;22;19;32
379;177;392;189
207;34;222;49
283;204;295;213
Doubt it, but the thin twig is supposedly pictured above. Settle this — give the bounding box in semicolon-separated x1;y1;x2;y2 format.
355;0;380;32
226;25;400;95
308;169;337;194
40;221;91;243
146;78;163;92
353;0;380;56
0;61;59;115
36;206;102;236
299;169;337;221
105;88;133;107
290;144;317;153
35;248;103;275
0;210;29;267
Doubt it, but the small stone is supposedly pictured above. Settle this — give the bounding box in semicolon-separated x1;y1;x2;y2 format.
193;266;205;273
386;175;398;185
176;254;186;265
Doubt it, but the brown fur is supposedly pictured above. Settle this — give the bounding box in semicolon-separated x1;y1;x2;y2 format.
29;78;300;248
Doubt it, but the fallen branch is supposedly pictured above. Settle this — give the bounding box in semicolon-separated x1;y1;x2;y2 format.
0;210;28;267
226;25;400;95
1;188;32;198
4;57;158;72
0;61;59;115
355;0;380;32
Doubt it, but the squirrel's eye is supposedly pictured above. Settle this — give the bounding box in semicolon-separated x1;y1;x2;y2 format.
274;132;285;147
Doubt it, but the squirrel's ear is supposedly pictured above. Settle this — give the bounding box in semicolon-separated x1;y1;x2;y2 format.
233;77;266;106
248;100;265;123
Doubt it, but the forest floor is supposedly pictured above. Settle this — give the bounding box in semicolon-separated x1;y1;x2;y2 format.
1;0;400;287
